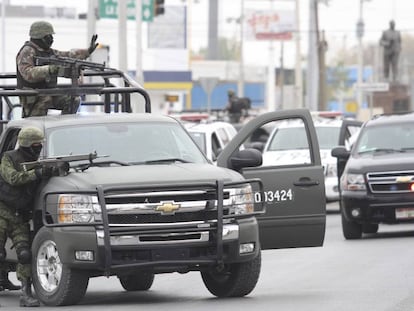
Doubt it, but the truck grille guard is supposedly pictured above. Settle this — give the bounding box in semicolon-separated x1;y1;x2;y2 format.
40;179;264;275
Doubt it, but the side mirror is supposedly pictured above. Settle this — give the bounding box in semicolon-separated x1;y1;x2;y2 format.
331;146;350;160
230;148;262;171
248;142;265;153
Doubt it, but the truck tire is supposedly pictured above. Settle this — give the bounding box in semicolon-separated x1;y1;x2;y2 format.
118;272;154;291
32;227;89;306
362;223;379;234
341;211;362;239
201;251;261;297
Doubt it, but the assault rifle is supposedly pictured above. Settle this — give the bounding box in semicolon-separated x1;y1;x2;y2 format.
21;151;100;176
34;55;106;87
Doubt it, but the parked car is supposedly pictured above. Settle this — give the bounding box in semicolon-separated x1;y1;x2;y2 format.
260;116;361;202
184;121;238;162
332;112;414;239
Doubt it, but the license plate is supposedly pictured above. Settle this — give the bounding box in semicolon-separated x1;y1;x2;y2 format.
395;208;414;219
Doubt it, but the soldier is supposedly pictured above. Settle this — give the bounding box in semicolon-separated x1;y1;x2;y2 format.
225;89;243;124
16;20;99;117
380;20;401;82
0;127;56;307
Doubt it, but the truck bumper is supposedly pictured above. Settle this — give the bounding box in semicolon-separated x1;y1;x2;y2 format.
51;217;260;274
341;190;414;224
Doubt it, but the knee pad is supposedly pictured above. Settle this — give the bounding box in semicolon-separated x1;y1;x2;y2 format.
0;248;5;262
16;246;31;265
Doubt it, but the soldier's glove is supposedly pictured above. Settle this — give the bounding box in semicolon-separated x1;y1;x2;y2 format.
35;166;58;179
48;64;59;75
48;65;71;78
88;34;99;55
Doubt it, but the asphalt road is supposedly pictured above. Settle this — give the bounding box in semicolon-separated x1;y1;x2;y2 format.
2;201;414;310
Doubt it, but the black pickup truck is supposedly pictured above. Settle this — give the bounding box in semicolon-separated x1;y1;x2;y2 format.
0;68;326;306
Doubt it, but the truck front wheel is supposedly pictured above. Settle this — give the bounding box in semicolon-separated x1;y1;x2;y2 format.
32;227;89;306
201;251;261;297
118;272;154;291
341;211;363;239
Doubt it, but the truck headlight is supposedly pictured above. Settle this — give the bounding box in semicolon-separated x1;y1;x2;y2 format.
58;194;101;223
225;185;254;215
342;173;366;191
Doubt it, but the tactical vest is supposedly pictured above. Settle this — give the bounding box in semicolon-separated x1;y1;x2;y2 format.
0;150;38;211
16;41;57;89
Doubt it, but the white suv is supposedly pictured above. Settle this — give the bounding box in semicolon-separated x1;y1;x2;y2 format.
184;121;238;162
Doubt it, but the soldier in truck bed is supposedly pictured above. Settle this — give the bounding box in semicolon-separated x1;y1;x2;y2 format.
16;20;99;117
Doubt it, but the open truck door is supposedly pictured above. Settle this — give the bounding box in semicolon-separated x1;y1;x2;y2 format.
218;109;326;250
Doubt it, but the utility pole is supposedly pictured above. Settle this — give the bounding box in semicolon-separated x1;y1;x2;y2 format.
118;0;128;72
318;30;328;110
238;0;245;98
280;41;285;109
135;0;143;85
294;0;303;108
207;0;218;60
356;0;366;114
306;0;318;111
1;0;5;72
267;0;276;112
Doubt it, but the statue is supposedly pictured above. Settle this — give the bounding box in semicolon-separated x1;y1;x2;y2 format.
379;20;401;82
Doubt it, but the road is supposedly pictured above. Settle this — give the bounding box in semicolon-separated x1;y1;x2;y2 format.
2;201;414;310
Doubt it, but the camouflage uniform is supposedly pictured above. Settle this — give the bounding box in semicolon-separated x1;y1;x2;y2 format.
0;127;46;307
16;21;96;117
0;148;38;281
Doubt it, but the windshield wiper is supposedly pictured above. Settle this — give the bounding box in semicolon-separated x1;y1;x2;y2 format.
358;148;406;154
145;158;191;164
72;160;130;171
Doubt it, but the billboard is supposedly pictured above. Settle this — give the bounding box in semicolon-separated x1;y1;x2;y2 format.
244;9;296;41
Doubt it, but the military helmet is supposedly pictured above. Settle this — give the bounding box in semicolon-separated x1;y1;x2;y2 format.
29;21;55;39
18;127;44;147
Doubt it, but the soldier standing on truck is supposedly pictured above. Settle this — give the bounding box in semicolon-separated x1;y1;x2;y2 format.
0;127;56;307
225;89;243;124
16;21;99;118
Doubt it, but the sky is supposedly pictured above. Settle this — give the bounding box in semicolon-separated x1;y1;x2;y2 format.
5;0;414;68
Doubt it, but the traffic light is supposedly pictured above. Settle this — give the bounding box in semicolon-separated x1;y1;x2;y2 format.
154;0;165;16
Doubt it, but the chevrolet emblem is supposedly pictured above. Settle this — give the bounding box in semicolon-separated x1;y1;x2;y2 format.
396;176;412;183
156;202;180;214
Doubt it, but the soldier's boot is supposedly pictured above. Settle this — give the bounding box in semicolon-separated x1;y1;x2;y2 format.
0;271;21;291
19;279;40;307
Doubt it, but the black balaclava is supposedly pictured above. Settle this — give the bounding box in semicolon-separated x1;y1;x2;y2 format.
31;34;54;50
20;143;43;161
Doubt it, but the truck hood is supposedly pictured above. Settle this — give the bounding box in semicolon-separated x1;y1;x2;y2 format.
43;163;244;192
348;152;414;173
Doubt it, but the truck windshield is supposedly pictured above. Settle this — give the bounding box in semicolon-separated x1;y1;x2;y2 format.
267;126;340;151
46;122;208;164
355;123;414;154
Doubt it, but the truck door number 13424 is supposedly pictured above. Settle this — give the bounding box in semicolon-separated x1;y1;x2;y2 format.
254;189;293;204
